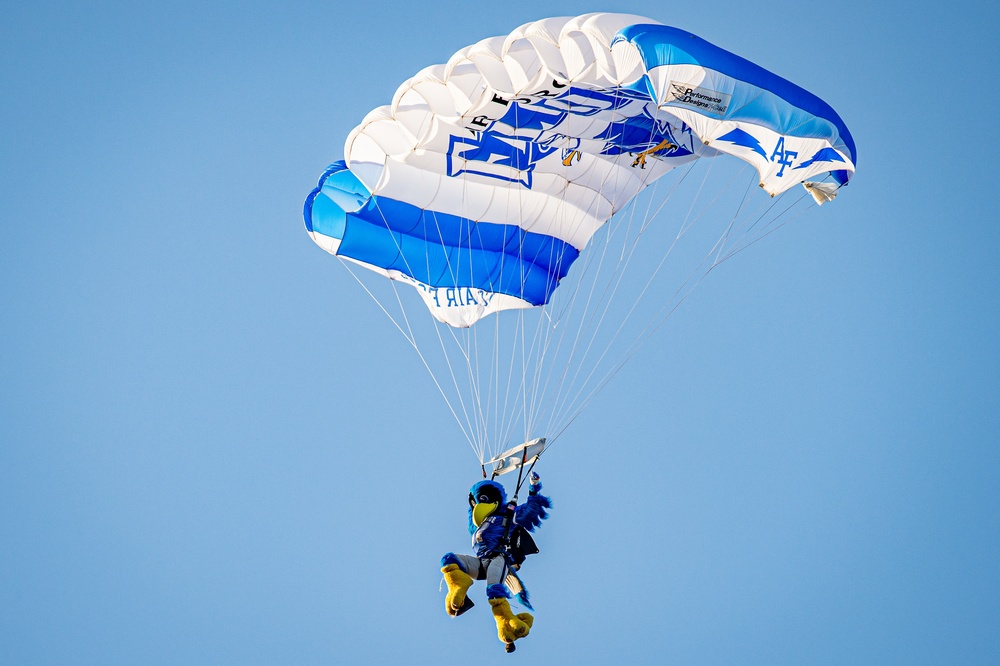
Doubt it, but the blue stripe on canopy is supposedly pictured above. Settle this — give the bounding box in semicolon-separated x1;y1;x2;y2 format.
341;197;579;306
306;166;580;307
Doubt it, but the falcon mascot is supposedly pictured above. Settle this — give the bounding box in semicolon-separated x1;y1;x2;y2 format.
440;472;551;651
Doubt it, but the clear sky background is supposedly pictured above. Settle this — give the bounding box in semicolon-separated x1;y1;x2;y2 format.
2;1;998;664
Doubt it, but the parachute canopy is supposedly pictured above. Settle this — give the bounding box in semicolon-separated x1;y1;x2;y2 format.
305;13;855;329
305;14;856;327
304;14;857;464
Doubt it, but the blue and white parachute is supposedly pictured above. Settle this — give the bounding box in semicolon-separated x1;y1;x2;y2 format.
304;14;855;462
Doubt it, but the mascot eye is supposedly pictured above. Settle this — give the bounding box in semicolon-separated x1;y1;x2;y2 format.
468;493;475;507
478;493;489;502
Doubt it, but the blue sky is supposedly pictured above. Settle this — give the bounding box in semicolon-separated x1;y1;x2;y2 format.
2;1;998;663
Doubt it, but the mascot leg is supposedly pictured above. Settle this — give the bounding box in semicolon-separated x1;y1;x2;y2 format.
489;597;533;651
441;564;475;617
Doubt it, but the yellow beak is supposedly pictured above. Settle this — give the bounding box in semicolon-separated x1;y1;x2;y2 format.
472;501;498;527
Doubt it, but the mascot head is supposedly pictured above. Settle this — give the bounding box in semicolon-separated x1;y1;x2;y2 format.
469;480;506;527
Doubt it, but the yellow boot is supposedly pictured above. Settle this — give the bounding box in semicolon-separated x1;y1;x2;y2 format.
489;597;532;648
441;564;474;616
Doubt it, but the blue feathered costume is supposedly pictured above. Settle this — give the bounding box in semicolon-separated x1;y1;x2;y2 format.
440;472;551;650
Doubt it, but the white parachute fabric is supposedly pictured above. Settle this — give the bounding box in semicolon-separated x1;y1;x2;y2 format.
304;13;856;463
